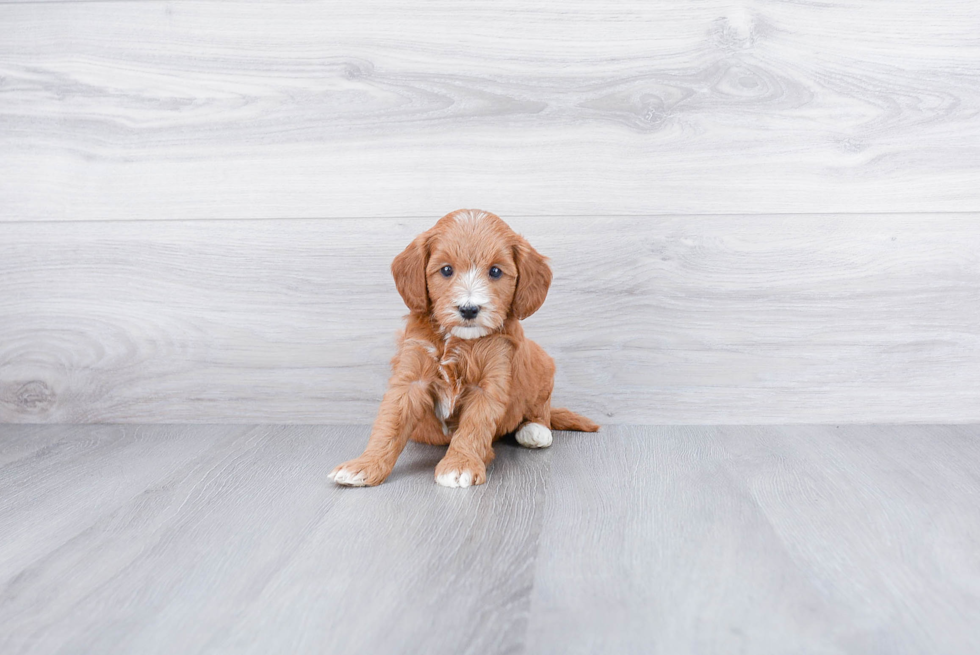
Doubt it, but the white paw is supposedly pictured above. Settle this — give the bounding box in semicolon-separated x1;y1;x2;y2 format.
329;467;368;487
516;422;552;449
436;469;474;488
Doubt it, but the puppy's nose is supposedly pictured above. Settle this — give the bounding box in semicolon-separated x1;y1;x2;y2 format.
458;304;480;320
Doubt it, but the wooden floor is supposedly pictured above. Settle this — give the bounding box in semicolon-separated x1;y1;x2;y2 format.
1;424;978;654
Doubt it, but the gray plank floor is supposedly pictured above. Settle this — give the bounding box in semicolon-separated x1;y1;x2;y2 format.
1;425;978;654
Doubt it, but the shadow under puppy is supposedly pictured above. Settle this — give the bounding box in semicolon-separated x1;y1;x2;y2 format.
330;209;598;488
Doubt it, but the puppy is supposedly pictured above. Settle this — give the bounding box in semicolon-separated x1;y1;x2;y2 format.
329;209;598;488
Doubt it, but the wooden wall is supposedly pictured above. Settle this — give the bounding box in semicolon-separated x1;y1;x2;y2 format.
1;0;978;423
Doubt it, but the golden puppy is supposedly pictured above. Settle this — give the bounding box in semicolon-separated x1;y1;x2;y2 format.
330;209;598;488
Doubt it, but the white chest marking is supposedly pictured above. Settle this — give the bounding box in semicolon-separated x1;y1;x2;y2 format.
436;340;463;433
433;398;451;435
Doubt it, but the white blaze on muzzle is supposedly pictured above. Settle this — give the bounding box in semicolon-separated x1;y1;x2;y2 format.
450;268;495;339
453;268;490;311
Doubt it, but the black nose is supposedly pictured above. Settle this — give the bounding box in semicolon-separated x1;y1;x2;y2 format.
459;304;480;320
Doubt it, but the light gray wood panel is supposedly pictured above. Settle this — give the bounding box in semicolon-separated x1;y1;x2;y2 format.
0;424;551;655
207;434;550;655
2;0;979;220
2;215;978;424
0;425;254;584
2;424;979;654
525;425;980;655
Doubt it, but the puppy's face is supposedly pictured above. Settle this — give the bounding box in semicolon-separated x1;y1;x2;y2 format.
392;209;552;339
425;212;518;339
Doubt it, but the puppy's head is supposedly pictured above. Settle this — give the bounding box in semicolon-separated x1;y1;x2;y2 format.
392;209;552;339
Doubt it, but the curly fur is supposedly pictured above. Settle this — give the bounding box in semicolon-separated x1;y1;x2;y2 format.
330;209;598;488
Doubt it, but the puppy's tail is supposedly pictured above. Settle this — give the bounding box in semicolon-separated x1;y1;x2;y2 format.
550;407;600;432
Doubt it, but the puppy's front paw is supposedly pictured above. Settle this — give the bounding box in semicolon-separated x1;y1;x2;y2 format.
434;455;487;488
516;422;552;448
329;457;391;487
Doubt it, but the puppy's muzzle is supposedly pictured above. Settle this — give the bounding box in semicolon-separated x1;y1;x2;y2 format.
458;304;480;320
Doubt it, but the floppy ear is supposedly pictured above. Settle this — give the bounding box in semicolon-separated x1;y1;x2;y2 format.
511;236;552;320
391;233;430;313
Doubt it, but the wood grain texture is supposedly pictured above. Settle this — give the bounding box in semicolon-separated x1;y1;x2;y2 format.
525;425;980;655
2;424;979;654
2;0;979;220
0;424;551;655
0;426;264;578
2;214;978;424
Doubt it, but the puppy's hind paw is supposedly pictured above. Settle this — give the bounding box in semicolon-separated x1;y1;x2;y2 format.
516;422;552;449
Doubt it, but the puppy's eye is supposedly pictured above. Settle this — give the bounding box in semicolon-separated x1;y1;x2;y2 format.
440;265;453;277
489;266;502;279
